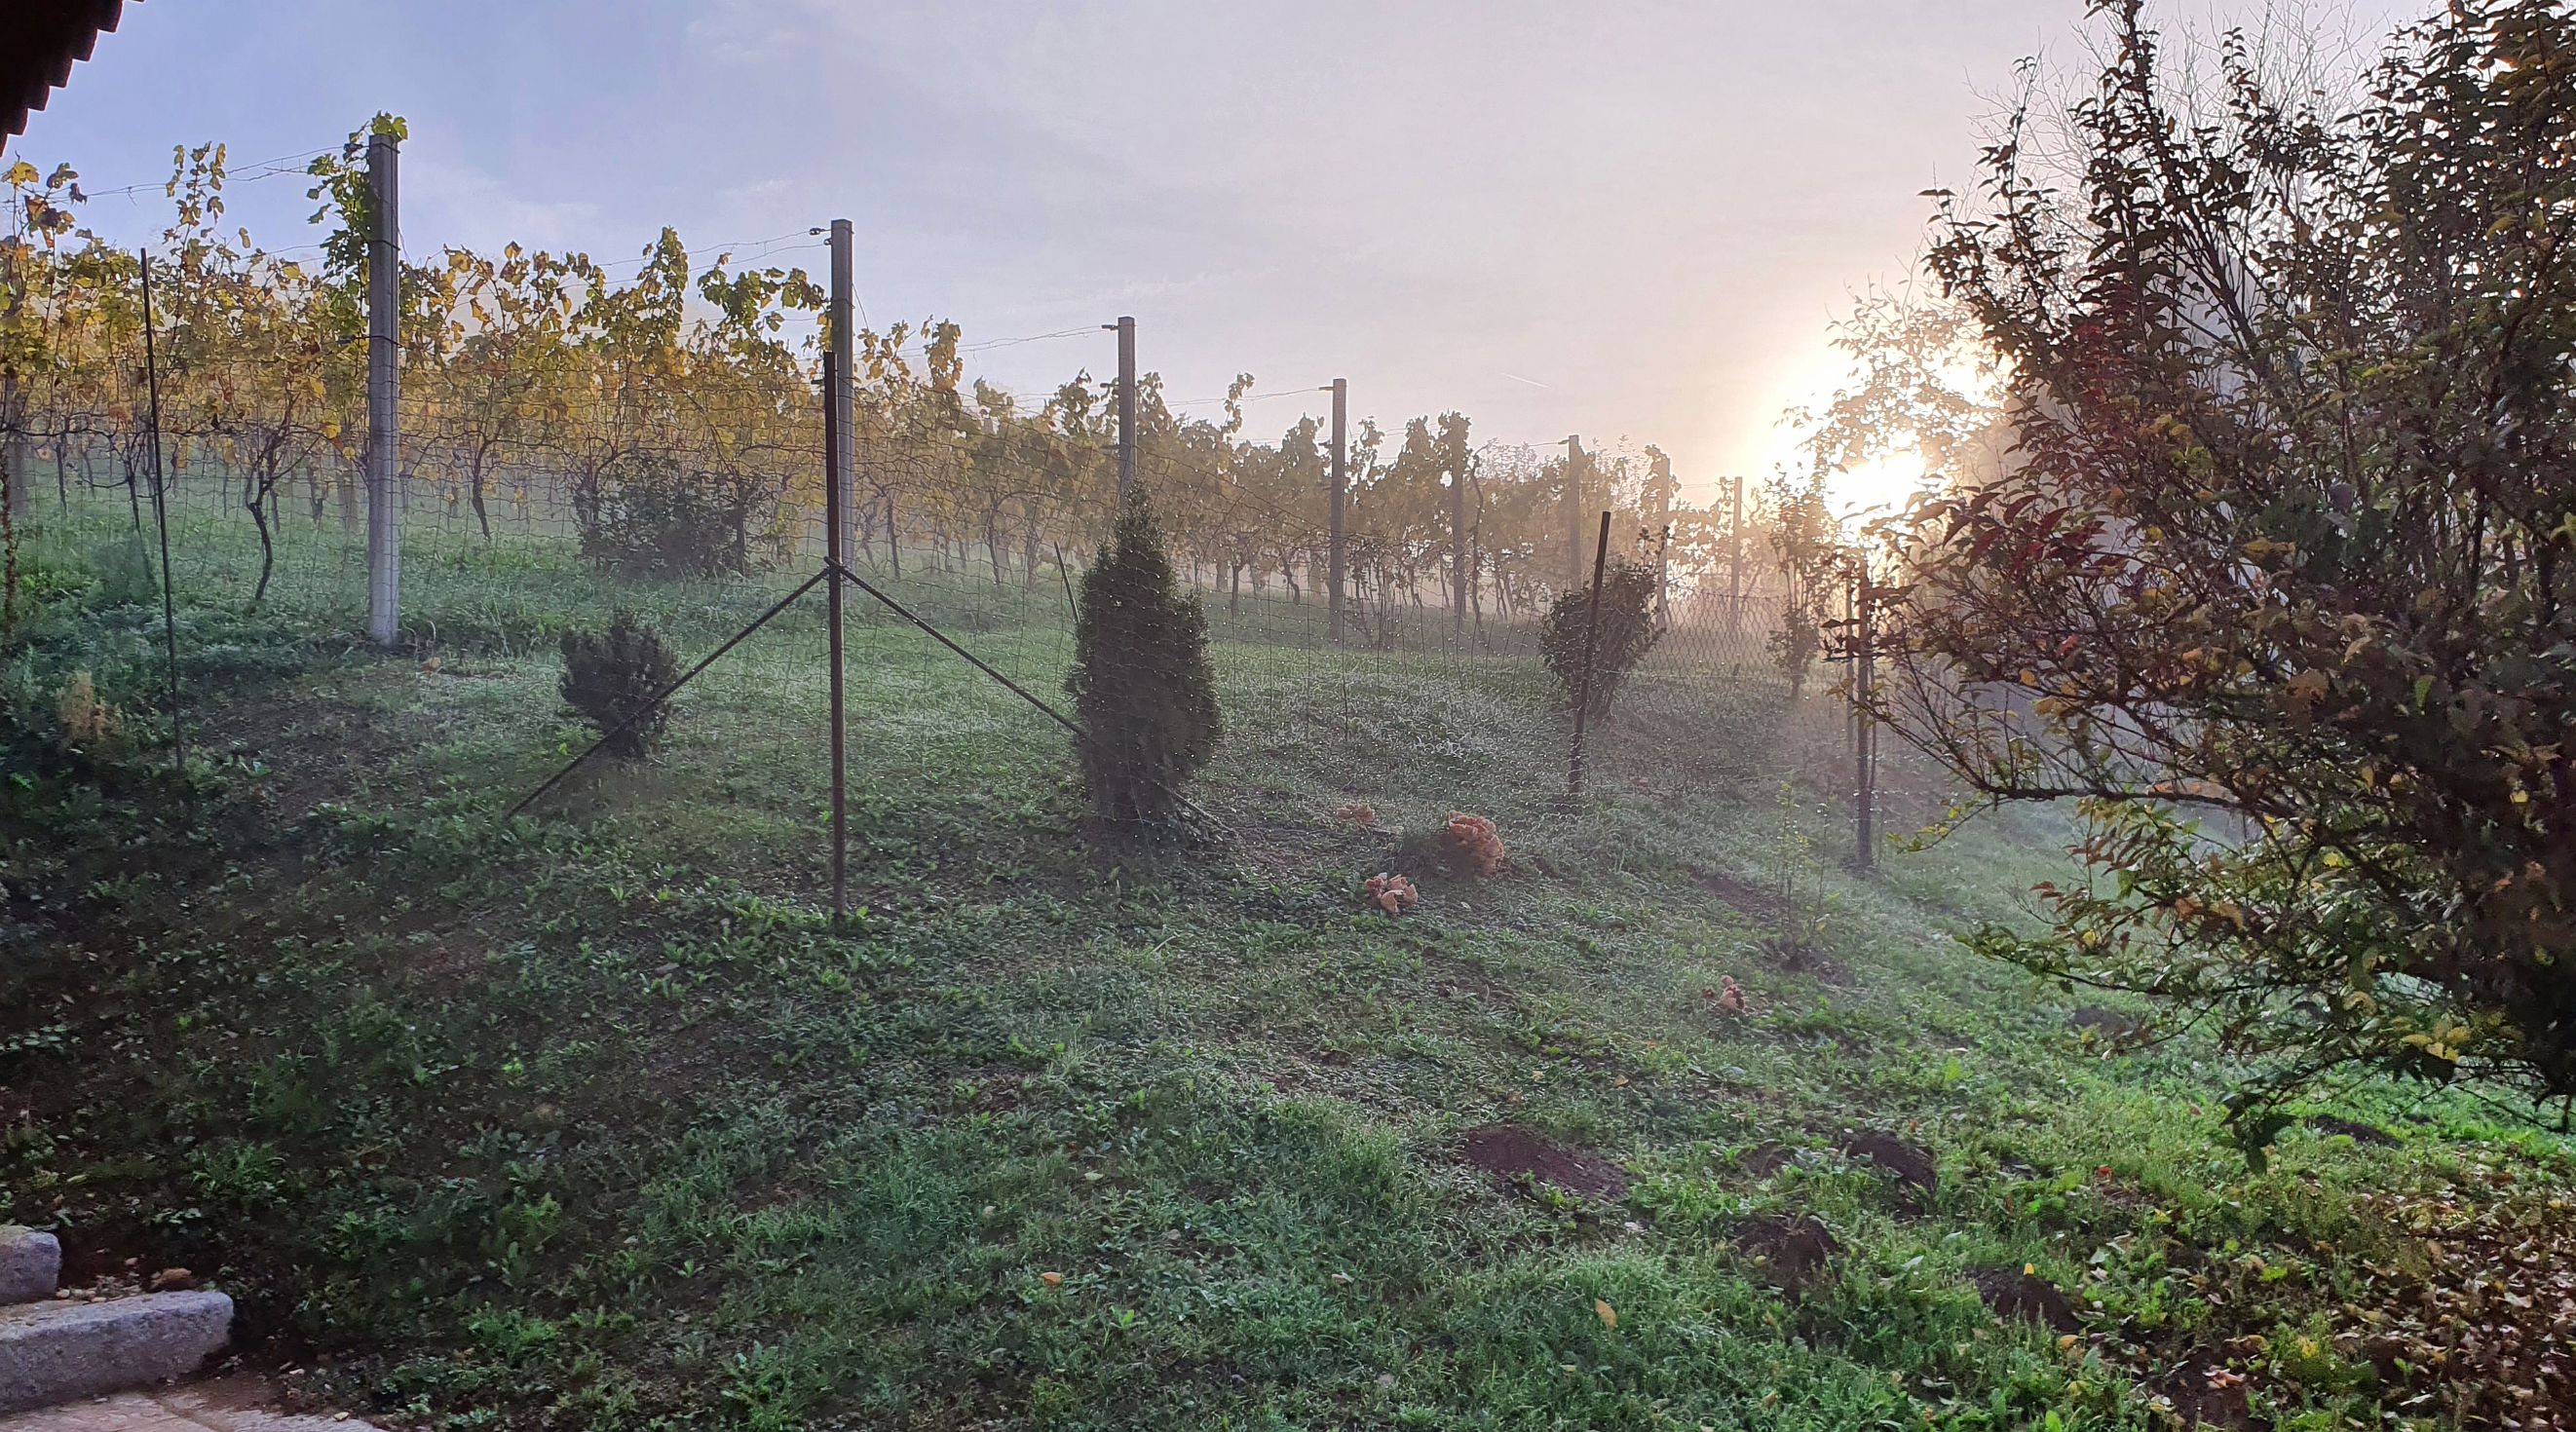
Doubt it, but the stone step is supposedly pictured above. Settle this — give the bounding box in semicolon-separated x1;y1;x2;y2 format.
0;1374;382;1432
0;1294;233;1416
0;1232;58;1307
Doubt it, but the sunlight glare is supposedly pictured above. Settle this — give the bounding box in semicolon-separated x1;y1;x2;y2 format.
1825;450;1933;529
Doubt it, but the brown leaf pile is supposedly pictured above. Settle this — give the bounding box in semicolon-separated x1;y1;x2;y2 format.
1362;873;1420;916
1705;975;1748;1014
1441;811;1505;876
1335;803;1379;827
2327;1177;2576;1427
2087;1160;2574;1429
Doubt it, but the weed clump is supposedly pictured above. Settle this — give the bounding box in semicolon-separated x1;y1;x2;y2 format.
56;670;123;750
559;611;677;761
1762;782;1832;958
1066;492;1219;832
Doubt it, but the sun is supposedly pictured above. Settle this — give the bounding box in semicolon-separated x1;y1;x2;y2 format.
1823;450;1933;528
1748;331;1951;533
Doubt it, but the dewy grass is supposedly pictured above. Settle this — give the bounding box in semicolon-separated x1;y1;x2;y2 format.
4;501;2570;1432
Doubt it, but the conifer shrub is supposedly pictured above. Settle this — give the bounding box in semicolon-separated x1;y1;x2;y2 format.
559;611;678;761
1538;557;1664;720
1066;492;1219;831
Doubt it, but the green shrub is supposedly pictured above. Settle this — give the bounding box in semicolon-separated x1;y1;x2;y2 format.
1065;492;1219;831
1538;557;1663;721
574;454;781;582
558;611;678;760
1768;603;1823;700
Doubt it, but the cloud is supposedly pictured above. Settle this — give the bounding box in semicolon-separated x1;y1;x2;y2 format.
681;0;809;66
401;146;599;255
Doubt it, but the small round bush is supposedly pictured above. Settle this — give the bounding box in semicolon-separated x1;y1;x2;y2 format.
559;611;678;761
1538;558;1664;721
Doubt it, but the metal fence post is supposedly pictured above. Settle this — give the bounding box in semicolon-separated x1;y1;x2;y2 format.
363;131;401;646
1651;448;1673;626
1449;423;1469;642
138;254;184;778
827;219;858;923
822;352;849;922
1854;554;1876;869
1567;509;1612;805
1726;473;1746;634
1564;435;1585;587
1116;316;1137;504
831;220;858;570
1328;377;1346;645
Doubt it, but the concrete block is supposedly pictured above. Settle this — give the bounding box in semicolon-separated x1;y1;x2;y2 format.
0;1233;55;1307
0;1292;232;1415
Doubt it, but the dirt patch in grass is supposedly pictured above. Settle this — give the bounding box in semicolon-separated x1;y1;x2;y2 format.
1837;1130;1938;1207
2068;1005;2140;1039
1459;1124;1628;1200
1421;946;1513;1004
2150;1360;2254;1429
2302;1113;2398;1146
1688;865;1784;922
1733;1141;1799;1179
1730;1213;1838;1300
1758;936;1855;986
1966;1265;2080;1333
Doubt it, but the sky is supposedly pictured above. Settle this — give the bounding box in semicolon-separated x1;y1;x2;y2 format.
18;0;2413;506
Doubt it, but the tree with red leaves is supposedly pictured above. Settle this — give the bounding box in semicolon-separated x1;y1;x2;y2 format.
1871;0;2576;1149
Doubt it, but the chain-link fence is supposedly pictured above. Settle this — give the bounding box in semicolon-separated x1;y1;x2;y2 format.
4;152;1891;892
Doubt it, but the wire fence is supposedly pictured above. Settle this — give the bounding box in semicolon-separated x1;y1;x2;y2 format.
19;409;1886;853
3;144;1905;894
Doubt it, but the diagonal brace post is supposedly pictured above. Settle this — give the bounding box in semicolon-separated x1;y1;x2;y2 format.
506;568;829;820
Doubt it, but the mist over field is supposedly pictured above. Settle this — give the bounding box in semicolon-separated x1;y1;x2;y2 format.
3;4;2570;1430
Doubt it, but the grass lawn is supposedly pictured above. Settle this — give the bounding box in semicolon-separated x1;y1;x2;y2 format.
4;510;2571;1431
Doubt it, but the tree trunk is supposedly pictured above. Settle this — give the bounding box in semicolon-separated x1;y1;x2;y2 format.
338;466;361;536
470;450;494;542
1;378;28;533
884;492;900;581
247;473;278;610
